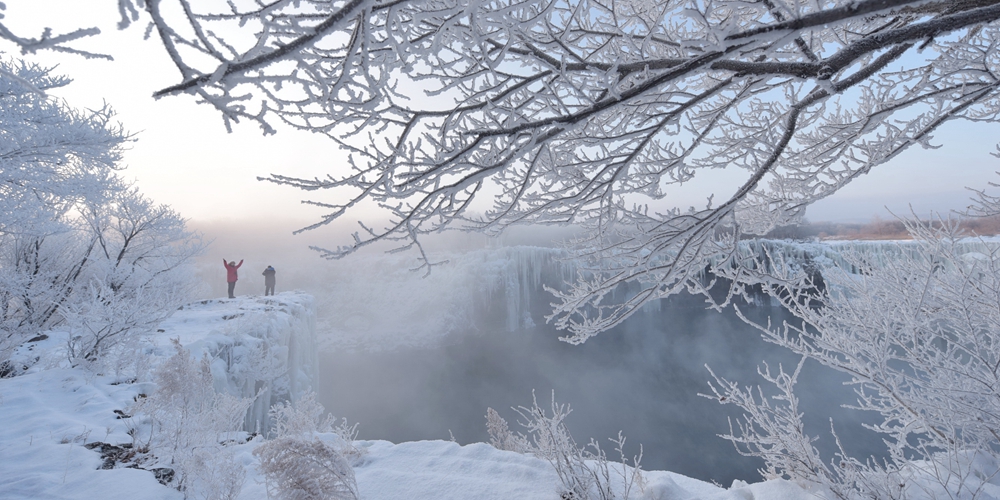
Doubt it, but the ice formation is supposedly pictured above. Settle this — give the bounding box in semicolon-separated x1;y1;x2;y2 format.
156;291;318;433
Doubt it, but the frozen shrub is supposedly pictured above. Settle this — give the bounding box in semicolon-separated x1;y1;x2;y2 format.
184;447;246;500
132;339;252;498
268;392;364;463
489;392;643;500
269;392;336;438
255;392;363;500
254;437;359;500
486;407;531;453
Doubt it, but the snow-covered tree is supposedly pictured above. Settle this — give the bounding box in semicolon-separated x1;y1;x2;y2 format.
91;0;1000;340
0;55;124;235
0;233;93;358
65;181;204;364
0;57;130;366
0;56;202;371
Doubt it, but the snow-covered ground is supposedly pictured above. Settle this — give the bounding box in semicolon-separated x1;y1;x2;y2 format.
0;291;831;500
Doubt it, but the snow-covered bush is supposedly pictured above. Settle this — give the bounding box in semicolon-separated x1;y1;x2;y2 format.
488;392;643;500
254;393;362;500
132;340;252;498
485;407;531;454
268;392;338;438
255;437;359;500
709;218;1000;498
183;447;246;500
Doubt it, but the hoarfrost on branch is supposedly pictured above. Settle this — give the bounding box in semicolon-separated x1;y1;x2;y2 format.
706;215;1000;498
111;0;1000;339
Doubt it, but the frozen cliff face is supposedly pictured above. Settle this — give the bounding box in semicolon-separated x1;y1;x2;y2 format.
154;291;318;434
735;238;1000;273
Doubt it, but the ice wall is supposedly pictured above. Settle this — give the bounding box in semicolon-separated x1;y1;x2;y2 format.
155;291;318;434
312;238;1000;352
735;237;1000;276
464;238;1000;323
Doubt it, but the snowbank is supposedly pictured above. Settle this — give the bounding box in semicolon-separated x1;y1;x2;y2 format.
0;367;181;500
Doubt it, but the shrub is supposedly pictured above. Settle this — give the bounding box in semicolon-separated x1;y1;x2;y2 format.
131;339;251;498
488;392;643;500
255;437;359;500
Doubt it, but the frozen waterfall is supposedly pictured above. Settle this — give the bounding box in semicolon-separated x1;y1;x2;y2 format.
155;291;318;434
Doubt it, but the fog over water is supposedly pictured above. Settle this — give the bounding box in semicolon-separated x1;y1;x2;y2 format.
191;220;883;486
320;282;887;485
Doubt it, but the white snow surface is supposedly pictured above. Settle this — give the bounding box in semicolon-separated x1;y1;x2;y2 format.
0;291;835;500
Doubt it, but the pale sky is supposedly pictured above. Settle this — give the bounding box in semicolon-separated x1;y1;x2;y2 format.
5;0;1000;234
3;1;341;229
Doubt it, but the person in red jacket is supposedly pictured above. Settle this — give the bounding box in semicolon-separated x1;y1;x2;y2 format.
224;259;243;298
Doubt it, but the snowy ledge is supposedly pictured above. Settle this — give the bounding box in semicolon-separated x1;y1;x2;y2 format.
0;291;832;499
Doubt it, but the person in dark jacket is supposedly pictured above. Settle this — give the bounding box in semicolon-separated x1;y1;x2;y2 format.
224;259;243;298
262;265;276;296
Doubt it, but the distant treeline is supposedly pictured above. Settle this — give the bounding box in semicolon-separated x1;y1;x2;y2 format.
762;215;1000;241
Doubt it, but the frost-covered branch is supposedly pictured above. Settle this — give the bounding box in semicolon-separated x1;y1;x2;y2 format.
95;0;1000;338
713;216;1000;497
0;2;107;61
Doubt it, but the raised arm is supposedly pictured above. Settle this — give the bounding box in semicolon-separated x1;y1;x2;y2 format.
236;260;243;268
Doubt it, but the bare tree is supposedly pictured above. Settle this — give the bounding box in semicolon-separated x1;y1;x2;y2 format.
91;0;1000;341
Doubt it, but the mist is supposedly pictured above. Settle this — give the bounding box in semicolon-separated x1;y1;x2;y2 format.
187;219;882;486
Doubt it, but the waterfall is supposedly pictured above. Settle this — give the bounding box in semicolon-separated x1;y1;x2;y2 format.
164;291;318;434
